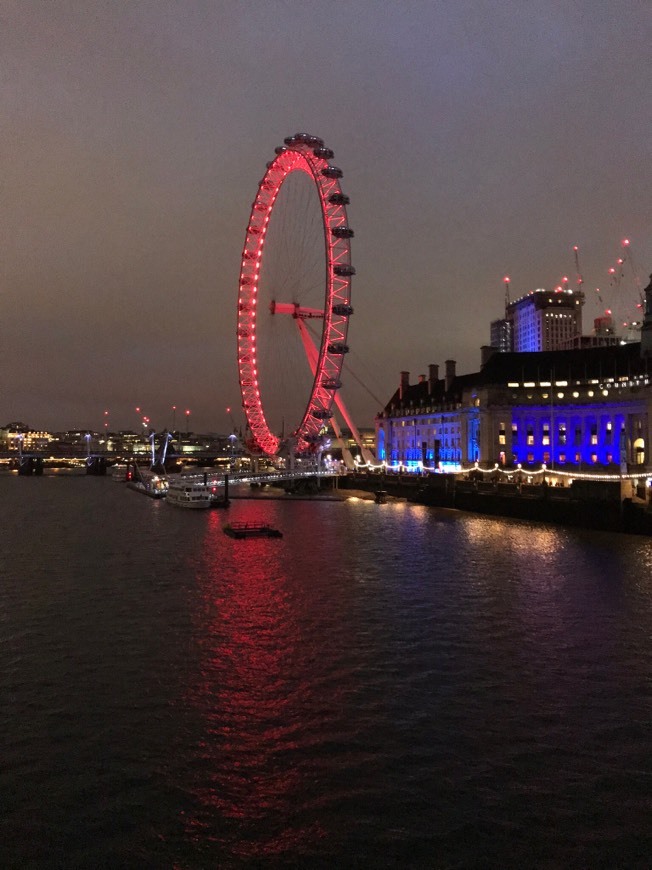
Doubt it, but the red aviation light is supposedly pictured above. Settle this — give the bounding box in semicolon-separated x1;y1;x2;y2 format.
623;238;630;246
609;268;616;275
606;308;612;315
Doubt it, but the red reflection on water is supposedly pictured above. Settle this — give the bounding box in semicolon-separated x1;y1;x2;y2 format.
182;509;330;860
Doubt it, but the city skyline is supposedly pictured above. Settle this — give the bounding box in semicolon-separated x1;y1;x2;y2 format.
3;1;650;433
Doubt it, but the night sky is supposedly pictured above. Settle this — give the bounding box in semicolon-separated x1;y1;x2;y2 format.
2;1;650;434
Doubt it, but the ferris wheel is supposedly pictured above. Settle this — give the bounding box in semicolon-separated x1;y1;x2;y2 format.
237;133;355;456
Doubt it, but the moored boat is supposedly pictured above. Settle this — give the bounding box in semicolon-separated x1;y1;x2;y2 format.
127;474;168;499
166;479;225;509
223;521;282;538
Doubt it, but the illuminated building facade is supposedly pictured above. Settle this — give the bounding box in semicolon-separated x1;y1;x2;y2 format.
507;288;585;352
375;342;652;473
490;317;513;352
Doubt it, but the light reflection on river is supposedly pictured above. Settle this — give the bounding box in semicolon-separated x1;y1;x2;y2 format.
1;475;651;868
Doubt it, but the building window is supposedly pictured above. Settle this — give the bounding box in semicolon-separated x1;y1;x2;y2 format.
527;453;534;463
591;453;598;464
558;453;566;464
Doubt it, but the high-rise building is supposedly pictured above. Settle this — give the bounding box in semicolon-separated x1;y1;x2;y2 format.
506;288;584;352
490;317;513;352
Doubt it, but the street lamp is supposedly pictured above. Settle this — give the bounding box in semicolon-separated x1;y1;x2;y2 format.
185;409;191;435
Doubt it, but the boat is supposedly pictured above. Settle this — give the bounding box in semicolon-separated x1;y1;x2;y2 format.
112;463;129;481
166;478;226;509
126;474;168;499
223;522;283;538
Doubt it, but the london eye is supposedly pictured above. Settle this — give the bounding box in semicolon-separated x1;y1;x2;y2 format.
237;133;354;456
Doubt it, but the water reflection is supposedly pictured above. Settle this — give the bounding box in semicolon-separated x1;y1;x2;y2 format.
183;510;332;862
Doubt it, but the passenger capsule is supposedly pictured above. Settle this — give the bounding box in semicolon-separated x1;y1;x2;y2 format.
322;165;343;179
321;378;342;390
331;226;354;239
328;192;350;206
327;342;350;354
331;303;354;316
314;147;334;160
333;264;356;277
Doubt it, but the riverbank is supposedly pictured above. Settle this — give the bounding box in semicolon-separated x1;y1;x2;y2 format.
345;472;652;535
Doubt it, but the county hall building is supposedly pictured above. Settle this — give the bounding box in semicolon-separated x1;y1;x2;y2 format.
375;281;652;474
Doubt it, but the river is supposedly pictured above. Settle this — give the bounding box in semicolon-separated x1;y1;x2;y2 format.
2;473;651;868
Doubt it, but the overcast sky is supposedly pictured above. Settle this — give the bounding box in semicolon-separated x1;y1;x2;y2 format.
2;0;650;433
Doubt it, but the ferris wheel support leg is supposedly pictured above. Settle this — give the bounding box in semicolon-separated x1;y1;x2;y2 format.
297;321;373;468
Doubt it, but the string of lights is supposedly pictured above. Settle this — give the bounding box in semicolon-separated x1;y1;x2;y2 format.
353;456;650;483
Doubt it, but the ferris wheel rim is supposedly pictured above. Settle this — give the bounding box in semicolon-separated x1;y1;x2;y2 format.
237;135;354;456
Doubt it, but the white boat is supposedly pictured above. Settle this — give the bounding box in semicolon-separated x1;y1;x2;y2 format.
166;478;222;509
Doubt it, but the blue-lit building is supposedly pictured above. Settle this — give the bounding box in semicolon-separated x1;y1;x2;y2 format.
375;342;652;473
507;286;585;352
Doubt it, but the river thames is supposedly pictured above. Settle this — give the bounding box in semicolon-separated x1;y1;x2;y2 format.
2;473;651;868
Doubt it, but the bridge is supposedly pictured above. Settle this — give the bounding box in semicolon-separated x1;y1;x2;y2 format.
162;468;342;488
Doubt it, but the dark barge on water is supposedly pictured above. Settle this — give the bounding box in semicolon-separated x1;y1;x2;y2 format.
223;522;283;539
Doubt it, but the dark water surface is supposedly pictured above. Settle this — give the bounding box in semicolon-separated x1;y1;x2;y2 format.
2;474;652;868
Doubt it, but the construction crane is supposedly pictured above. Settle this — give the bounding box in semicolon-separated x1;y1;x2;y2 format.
225;406;239;435
572;245;584;291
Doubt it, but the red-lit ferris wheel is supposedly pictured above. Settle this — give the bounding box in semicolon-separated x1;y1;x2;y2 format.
237;133;354;456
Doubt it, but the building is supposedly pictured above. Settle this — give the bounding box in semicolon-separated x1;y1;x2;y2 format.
375;341;652;474
506;287;585;352
490;317;513;352
0;423;53;452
